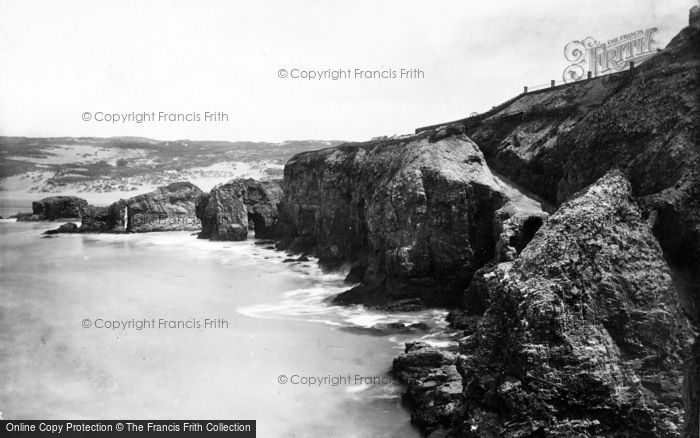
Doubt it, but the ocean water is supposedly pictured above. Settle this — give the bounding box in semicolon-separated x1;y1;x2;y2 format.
0;219;450;437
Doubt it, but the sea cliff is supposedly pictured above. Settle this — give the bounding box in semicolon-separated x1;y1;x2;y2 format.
277;23;699;437
278;133;548;307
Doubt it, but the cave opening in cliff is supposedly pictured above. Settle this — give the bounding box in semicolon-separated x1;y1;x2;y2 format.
510;216;544;254
247;212;266;238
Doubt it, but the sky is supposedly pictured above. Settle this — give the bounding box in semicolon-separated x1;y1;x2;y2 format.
0;0;696;143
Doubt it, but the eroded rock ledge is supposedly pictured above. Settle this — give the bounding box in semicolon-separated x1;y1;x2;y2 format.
278;132;549;307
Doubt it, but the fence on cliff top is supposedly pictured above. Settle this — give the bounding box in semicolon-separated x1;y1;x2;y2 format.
523;59;643;93
415;55;658;134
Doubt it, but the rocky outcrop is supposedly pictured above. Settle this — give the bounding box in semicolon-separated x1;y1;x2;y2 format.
393;341;464;435
449;171;693;437
72;182;204;233
196;178;281;241
124;181;204;232
78;201;128;233
43;222;79;234
33;196;88;220
13;212;42;221
279;133;549;306
15;196;87;221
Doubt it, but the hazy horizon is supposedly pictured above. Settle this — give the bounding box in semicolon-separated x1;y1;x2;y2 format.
0;135;348;143
0;0;696;143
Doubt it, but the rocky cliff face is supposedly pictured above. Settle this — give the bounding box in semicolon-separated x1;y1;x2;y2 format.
407;25;699;434
196;178;281;241
394;172;693;437
456;26;700;333
15;196;87;221
279;133;549;306
459;171;692;437
77;182;204;233
274;24;698;430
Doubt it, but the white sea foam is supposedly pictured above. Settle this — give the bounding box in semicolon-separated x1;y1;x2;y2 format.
345;384;371;394
50;229;448;335
237;264;449;332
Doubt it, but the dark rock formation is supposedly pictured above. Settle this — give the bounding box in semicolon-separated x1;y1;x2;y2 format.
43;222;79;234
342;321;430;336
76;182;204;233
14;212;42;221
32;196;88;220
690;5;699;29
393;341;463;436
126;182;204;232
77;201;128;233
196;178;281;241
452;172;693;437
372;298;425;312
279;133;549;307
15;196;87;221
